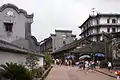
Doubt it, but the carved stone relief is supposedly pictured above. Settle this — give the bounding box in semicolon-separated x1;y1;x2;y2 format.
112;38;120;60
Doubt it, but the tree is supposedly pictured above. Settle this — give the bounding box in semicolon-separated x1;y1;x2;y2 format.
0;62;32;80
26;53;40;78
44;53;52;69
26;53;39;70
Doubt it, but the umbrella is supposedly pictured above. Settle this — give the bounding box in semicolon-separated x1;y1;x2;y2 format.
79;55;91;59
95;53;104;57
66;55;75;59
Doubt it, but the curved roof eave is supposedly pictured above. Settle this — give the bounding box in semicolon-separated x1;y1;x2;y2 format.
0;3;33;18
31;36;40;46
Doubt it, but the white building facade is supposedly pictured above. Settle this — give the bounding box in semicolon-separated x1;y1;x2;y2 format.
79;13;120;41
0;3;40;52
0;3;33;42
0;3;43;66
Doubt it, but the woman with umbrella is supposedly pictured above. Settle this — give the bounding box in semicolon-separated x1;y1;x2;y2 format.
79;55;91;70
79;55;91;60
78;60;85;70
95;53;105;61
65;55;75;66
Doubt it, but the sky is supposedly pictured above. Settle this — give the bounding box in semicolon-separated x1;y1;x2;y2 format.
1;0;120;42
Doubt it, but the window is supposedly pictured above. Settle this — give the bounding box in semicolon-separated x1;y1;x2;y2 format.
97;36;100;41
96;20;99;24
107;19;110;23
83;27;85;30
107;28;110;32
87;31;88;35
112;19;116;23
112;28;116;32
4;23;13;32
63;41;66;44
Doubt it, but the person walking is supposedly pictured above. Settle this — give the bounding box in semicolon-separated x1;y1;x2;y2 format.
85;60;89;71
83;60;85;70
65;59;67;66
108;61;112;72
59;59;62;66
78;60;83;70
90;60;95;71
54;59;56;65
69;59;72;66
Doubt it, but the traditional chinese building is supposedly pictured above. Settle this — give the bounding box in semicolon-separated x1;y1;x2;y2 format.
0;3;40;52
40;29;76;53
0;3;44;66
40;37;52;53
51;29;76;52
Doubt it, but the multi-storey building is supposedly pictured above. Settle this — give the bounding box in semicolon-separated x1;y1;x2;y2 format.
51;29;76;52
40;29;76;53
79;13;120;41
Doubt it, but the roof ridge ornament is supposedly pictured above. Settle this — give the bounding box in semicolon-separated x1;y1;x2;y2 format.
89;8;98;16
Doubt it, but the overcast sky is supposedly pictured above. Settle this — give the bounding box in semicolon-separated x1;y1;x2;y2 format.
1;0;120;42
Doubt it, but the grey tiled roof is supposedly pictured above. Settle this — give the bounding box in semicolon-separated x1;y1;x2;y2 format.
52;38;92;54
72;41;105;53
0;40;44;56
0;40;31;54
52;40;79;54
55;29;72;33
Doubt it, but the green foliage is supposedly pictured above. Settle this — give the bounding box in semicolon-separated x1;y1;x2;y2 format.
44;53;52;68
26;53;43;78
26;54;39;70
32;67;45;78
0;62;32;80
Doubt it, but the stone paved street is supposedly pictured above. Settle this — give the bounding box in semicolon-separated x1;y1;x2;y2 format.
45;65;116;80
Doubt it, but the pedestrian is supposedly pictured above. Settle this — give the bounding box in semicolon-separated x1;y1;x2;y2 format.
85;60;89;71
78;60;83;70
83;60;85;70
65;59;67;66
90;60;95;71
59;59;62;66
56;59;59;65
97;60;100;68
72;59;75;67
69;59;72;66
52;59;55;64
54;59;56;65
66;60;69;66
108;61;112;72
